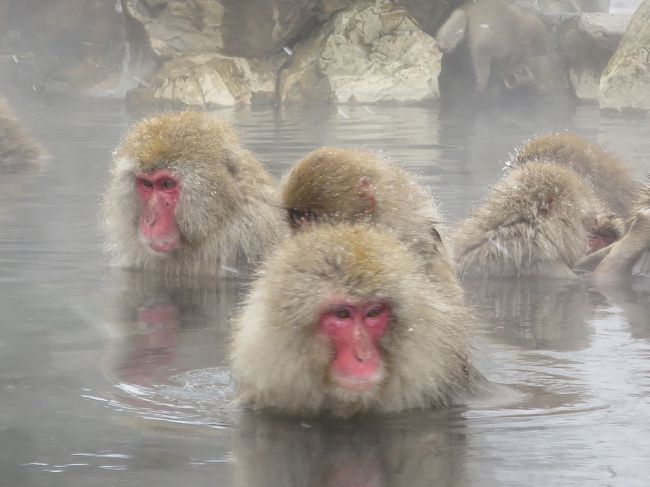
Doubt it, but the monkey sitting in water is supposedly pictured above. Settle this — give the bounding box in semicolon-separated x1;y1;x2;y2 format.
0;96;42;173
103;112;286;277
230;224;484;418
454;161;649;279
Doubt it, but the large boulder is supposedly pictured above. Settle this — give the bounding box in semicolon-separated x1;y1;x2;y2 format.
599;0;650;111
559;13;632;101
136;53;281;108
122;0;320;59
279;0;442;105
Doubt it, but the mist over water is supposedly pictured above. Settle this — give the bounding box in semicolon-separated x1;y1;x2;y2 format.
1;95;650;486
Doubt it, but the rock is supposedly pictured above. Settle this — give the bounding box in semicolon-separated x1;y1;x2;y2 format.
560;13;632;101
599;0;650;111
532;0;610;13
394;0;462;36
122;0;320;59
141;53;281;108
279;0;442;105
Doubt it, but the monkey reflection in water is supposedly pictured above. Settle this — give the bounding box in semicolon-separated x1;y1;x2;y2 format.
234;410;471;487
231;224;486;418
102;272;239;389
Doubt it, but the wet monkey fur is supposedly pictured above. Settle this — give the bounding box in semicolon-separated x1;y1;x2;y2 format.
230;224;483;418
103;112;285;276
514;132;640;216
0;96;43;173
454;162;622;278
281;147;457;286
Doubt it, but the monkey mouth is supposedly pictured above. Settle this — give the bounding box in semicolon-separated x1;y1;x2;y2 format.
330;369;383;394
143;236;181;254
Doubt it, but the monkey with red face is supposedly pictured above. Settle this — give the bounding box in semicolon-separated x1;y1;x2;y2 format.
230;224;481;418
103;112;286;276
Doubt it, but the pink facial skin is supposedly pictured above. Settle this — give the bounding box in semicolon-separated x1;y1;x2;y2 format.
135;170;182;254
318;300;390;392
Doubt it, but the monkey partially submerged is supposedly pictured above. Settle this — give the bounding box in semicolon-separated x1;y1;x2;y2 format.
281;147;457;286
103;112;286;276
231;224;483;418
454;161;624;278
0;97;43;173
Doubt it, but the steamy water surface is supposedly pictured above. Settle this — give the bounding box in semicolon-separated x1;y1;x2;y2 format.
1;96;650;486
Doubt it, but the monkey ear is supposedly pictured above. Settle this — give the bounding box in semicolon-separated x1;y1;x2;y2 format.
356;177;376;216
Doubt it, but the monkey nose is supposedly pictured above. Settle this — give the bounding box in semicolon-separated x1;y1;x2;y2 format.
145;212;157;226
353;327;373;362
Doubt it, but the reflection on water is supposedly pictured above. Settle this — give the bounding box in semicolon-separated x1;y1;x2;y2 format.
1;95;650;486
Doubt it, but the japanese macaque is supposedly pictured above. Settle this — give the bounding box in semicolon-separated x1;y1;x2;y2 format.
454;161;621;278
281;147;456;286
435;0;548;92
513;132;640;216
0;97;42;173
103;111;286;276
231;224;482;418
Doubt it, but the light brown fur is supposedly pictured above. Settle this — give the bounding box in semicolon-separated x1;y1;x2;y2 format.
281;147;457;287
513;132;640;216
103;111;286;277
0;97;43;173
436;0;548;92
231;224;481;418
454;162;605;278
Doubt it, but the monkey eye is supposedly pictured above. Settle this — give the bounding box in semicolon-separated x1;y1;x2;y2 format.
160;179;177;190
366;305;385;318
287;208;316;228
334;308;351;319
139;179;154;189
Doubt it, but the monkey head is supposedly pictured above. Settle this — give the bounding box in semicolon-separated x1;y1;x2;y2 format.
103;111;280;275
281;148;379;230
231;224;474;417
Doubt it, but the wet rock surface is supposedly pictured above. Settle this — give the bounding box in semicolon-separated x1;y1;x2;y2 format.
599;0;650;111
559;13;632;101
279;0;442;105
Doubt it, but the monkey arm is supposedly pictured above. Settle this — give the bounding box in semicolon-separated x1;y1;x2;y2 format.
435;9;468;53
592;209;650;280
574;245;613;273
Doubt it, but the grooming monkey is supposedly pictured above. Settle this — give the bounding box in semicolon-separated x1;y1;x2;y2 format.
281;147;457;286
103;112;286;276
454;161;621;278
513;132;640;216
231;224;482;418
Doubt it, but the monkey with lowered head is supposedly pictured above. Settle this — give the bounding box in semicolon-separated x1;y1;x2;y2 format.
513;132;640;216
281;147;456;286
454;161;624;278
0;97;43;173
103;111;286;277
230;223;481;417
